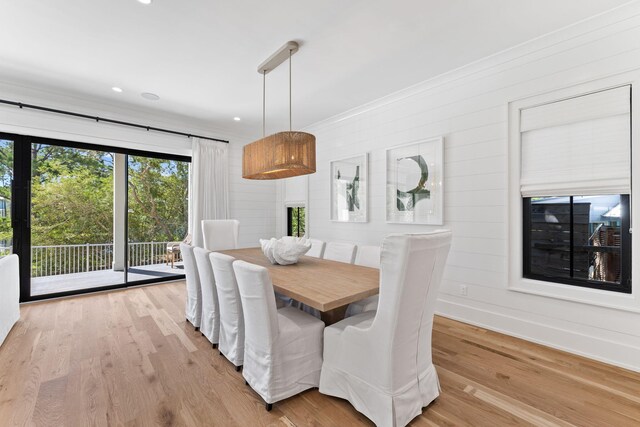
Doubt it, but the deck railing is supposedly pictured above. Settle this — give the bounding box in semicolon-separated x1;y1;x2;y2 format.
25;242;182;278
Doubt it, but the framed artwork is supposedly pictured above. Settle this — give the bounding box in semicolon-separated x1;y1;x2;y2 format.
330;153;368;222
386;137;444;225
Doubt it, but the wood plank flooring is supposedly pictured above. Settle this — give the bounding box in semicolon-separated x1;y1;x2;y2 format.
1;281;639;426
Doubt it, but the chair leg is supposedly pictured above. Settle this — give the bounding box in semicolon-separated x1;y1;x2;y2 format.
245;380;249;386
235;365;242;372
265;403;272;412
195;326;199;332
219;350;222;356
212;343;217;349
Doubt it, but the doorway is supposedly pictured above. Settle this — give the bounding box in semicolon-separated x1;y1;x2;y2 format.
1;133;190;302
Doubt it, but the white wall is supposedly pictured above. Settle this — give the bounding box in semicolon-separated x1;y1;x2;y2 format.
274;175;308;237
228;138;278;248
293;2;640;371
0;82;277;249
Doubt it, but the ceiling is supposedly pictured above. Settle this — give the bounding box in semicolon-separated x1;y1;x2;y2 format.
0;0;630;137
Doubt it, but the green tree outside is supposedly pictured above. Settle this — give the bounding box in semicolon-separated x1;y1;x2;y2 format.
0;141;189;272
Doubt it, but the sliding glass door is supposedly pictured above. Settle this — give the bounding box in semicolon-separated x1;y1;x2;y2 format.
1;133;190;302
29;143;124;296
127;155;189;282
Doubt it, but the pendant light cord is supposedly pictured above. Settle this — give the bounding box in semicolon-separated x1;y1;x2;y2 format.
262;70;266;137
289;48;292;131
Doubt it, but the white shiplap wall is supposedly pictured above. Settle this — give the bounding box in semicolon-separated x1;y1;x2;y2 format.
228;138;277;248
297;2;640;371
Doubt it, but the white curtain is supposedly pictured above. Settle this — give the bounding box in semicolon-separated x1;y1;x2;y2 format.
189;138;229;248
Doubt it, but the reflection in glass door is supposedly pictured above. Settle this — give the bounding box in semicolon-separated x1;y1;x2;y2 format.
127;155;189;282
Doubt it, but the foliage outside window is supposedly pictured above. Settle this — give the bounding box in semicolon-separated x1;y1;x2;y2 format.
287;207;305;237
0;140;13;252
25;145;188;246
523;195;631;293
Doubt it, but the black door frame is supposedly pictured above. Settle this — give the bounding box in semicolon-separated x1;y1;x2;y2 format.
2;131;190;302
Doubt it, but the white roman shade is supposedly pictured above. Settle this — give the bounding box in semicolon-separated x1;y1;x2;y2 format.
520;85;631;197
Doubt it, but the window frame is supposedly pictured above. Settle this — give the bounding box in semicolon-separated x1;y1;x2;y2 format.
522;195;631;294
287;206;305;237
508;73;640;312
1;131;191;303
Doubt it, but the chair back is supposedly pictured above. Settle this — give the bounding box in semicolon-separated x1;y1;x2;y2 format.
202;220;239;251
233;261;280;351
306;239;325;258
193;247;219;310
323;242;357;264
373;231;451;391
354;245;380;268
180;243;200;301
209;252;244;348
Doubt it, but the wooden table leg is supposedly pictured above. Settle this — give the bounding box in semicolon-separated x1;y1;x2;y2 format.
320;306;348;325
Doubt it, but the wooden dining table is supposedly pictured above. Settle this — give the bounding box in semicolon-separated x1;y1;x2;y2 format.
220;247;379;325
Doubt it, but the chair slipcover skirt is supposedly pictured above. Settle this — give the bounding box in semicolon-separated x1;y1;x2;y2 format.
193;247;220;345
320;313;440;427
180;244;201;328
233;260;324;405
209;252;244;368
319;231;452;427
243;307;324;404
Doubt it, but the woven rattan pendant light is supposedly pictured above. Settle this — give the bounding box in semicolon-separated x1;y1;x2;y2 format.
242;41;316;180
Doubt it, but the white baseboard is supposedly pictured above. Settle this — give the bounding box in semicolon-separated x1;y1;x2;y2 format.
436;298;640;373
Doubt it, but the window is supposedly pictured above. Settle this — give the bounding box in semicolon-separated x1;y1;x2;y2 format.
287;207;305;237
523;195;630;293
518;85;632;293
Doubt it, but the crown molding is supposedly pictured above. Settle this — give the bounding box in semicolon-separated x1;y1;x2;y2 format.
305;0;640;132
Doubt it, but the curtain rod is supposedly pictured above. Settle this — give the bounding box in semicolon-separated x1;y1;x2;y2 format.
0;98;230;144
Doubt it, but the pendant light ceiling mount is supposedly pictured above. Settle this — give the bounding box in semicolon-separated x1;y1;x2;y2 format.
257;41;299;74
242;41;316;180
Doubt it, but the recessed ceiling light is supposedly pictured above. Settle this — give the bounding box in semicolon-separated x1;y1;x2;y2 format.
141;92;160;101
137;0;152;4
112;87;123;93
233;117;241;121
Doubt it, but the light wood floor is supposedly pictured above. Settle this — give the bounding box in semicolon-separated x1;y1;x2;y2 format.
1;282;639;426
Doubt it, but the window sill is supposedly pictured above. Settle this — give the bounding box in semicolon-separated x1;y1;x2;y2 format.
509;277;640;314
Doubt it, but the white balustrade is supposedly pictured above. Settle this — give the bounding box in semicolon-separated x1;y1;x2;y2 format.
18;242;183;278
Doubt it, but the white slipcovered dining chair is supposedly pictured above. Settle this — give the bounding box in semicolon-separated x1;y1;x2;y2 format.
345;245;381;317
209;252;244;371
319;231;452;427
193;247;220;347
180;243;201;330
323;241;357;264
354;245;381;268
233;260;324;411
305;238;325;258
202;219;239;251
0;254;20;347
